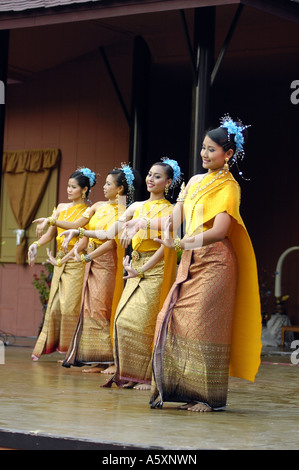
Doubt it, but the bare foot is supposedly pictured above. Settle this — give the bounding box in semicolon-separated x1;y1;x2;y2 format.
122;381;136;389
188;403;212;412
101;365;116;375
178;402;197;410
133;383;151;391
82;366;104;373
178;402;212;412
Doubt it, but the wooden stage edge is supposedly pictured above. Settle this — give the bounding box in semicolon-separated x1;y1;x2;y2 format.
0;429;157;451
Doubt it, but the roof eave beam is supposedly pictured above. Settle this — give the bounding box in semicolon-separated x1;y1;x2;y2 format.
211;4;244;86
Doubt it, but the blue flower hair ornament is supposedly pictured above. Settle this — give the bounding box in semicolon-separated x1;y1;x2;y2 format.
161;157;183;188
120;163;135;204
121;163;135;187
220;114;250;161
77;167;97;187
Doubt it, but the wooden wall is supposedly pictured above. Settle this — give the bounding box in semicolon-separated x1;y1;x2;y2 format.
0;46;132;337
1;19;299;339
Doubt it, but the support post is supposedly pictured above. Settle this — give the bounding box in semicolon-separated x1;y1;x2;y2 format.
128;36;151;199
211;5;244;86
99;46;131;126
189;8;215;176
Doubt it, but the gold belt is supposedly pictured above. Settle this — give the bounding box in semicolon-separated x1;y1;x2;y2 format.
131;250;155;260
87;240;102;253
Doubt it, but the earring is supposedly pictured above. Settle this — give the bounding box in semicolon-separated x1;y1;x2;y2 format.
224;158;229;171
82;192;86;199
165;184;169;196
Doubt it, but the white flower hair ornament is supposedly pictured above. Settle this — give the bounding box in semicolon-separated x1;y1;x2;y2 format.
161;158;183;189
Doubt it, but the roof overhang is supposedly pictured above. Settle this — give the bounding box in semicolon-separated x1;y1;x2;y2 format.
0;0;298;30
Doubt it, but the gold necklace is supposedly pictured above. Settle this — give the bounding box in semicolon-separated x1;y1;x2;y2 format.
95;203;117;219
190;170;227;200
61;205;86;221
187;171;234;236
96;204;121;230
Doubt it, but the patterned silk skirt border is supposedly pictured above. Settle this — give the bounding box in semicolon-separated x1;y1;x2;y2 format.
32;260;85;359
104;252;165;387
150;239;238;410
63;249;118;367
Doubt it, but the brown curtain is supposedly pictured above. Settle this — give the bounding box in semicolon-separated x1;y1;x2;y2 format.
2;148;60;264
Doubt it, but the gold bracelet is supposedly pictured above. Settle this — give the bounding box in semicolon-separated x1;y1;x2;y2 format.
32;241;41;248
78;227;85;238
80;253;86;264
57;258;62;267
174;237;182;252
47;216;56;226
136;267;144;278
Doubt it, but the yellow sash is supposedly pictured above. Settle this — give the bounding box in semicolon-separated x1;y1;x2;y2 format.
185;171;262;382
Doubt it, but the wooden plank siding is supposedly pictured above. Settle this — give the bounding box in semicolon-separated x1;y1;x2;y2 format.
0;48;131;337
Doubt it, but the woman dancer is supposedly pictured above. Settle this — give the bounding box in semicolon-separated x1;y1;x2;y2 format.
59;167;140;373
150;116;262;411
61;159;181;389
28;167;97;360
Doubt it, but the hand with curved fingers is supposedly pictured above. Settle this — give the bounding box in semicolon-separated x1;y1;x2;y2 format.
153;216;175;250
46;248;59;266
120;225;131;249
120;220;141;248
32;218;49;238
120;218;147;248
122;255;139;279
131;217;147;232
60;229;78;252
28;244;38;266
72;242;82;262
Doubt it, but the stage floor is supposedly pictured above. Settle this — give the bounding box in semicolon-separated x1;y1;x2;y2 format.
0;337;298;451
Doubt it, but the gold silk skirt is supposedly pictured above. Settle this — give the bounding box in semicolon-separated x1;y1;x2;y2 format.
150;238;238;410
32;260;85;359
63;248;118;367
105;252;165;387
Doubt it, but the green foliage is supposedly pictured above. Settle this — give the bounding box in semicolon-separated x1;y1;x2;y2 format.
32;263;53;305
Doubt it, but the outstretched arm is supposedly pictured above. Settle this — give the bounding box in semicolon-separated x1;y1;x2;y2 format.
46;237;89;266
73;239;117;263
182;212;232;249
32;205;96;238
59;201;142;250
154;212;232;251
28;225;57;266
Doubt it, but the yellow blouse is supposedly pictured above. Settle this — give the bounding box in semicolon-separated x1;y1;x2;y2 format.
184;171;262;383
86;202;126;246
132;198;177;310
56;203;87;252
132;199;173;252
